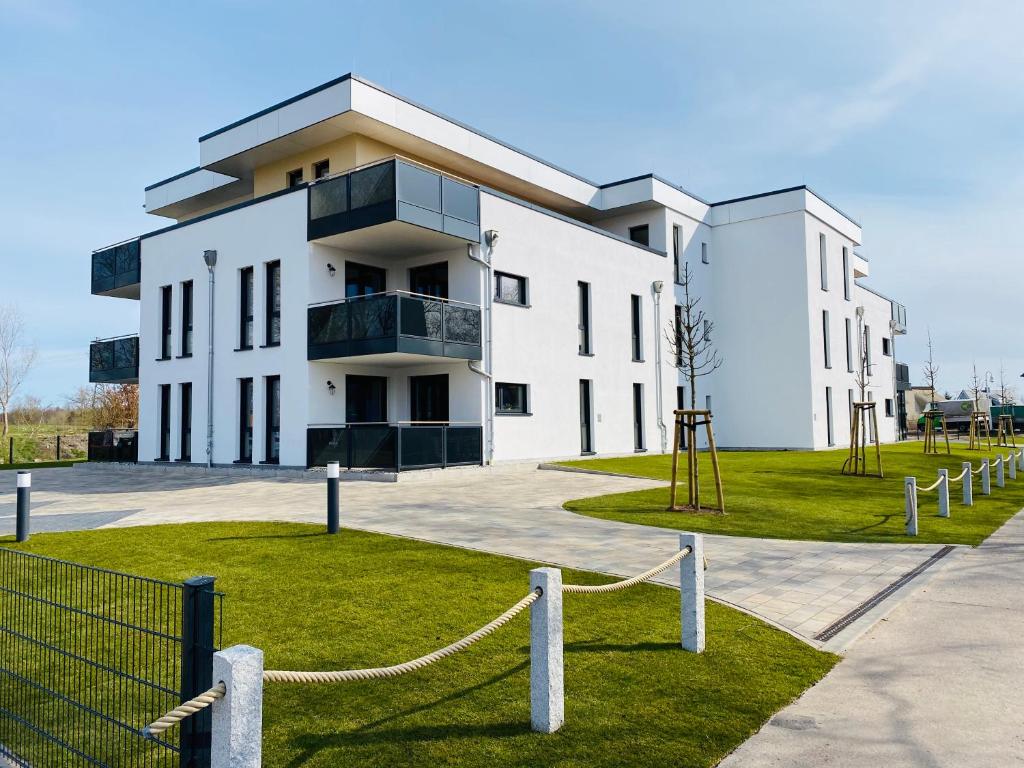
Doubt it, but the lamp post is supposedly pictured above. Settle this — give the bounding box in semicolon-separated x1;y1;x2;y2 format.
203;250;217;468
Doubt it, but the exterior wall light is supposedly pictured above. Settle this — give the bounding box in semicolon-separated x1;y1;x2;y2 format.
327;380;336;395
326;263;336;277
484;230;499;247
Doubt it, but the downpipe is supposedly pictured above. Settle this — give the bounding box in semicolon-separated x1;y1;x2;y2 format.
468;238;495;464
653;281;668;453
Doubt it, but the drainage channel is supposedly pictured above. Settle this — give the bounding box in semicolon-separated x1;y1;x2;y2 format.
814;545;956;642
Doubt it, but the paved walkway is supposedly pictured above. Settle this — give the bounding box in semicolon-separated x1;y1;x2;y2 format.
719;507;1024;767
0;464;945;645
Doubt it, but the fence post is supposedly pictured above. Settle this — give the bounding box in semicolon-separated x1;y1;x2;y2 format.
8;437;12;464
937;469;949;518
181;576;217;768
529;567;564;734
56;435;61;461
16;472;30;542
1009;452;1017;481
1017;449;1024;474
982;460;991;495
211;645;263;768
678;533;705;652
904;477;918;536
326;461;340;534
962;462;973;506
997;456;1005;488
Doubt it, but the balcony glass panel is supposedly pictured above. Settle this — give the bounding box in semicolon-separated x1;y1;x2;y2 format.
350;162;395;210
306;425;482;469
349;294;396;340
91;239;140;295
309;175;348;220
400;426;444;468
349;425;397;468
445;304;482;346
399;296;442;340
89;335;139;383
442;177;479;224
446;426;483;465
397;162;441;212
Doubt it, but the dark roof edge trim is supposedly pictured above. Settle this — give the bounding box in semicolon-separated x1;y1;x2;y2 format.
598;173;711;206
712;185;861;228
144;166;203;192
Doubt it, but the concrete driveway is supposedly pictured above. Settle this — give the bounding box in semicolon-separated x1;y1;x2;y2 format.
0;463;947;648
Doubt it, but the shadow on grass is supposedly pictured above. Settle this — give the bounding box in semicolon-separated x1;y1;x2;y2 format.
208;532;328;542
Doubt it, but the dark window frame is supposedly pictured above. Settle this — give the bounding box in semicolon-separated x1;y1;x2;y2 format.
819;233;828;291
158;384;171;461
633;382;645;451
494;271;528;307
845;317;854;372
579;379;594;454
265;260;281;347
286;168;304;188
882;336;892;357
701;242;709;265
180;280;193;358
159;285;172;360
239;266;254;350
313;159;330;180
179;382;192;461
842;246;851;301
265;375;280;464
825;385;835;446
628;224;649;246
630;294;643;362
823;310;832;369
672;225;683;284
885;398;895;417
578;281;592;355
495;382;530;415
238;377;254;463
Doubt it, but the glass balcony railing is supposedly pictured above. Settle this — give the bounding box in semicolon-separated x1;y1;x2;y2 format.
896;362;911;391
89;335;139;384
891;301;907;334
92;238;141;297
308;291;482;361
307;158;480;245
306;424;483;470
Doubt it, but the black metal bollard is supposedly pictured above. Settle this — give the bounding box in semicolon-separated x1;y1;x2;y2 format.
327;461;340;534
16;471;30;542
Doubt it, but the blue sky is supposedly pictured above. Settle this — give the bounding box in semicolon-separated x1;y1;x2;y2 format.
2;0;1022;404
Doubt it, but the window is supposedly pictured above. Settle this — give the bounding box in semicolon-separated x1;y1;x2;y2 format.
265;260;281;346
701;242;709;265
845;318;854;372
578;281;592;355
265;375;280;463
496;383;529;415
630;295;643;361
848;389;855;419
239;267;254;350
159;285;172;360
628;224;649;246
495;272;527;306
705;394;713;412
885;398;895;418
179;382;192;461
158;384;171;461
822;310;831;369
674;305;683;367
672;225;683;284
286;168;304;188
825;386;835;446
313;159;330;179
842;247;851;300
180;281;193;357
633;383;645;451
238;377;253;463
882;337;892;356
579;380;593;454
864;325;872;373
819;233;828;291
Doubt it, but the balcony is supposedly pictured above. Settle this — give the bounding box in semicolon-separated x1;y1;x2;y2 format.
896;362;911;392
891;301;907;335
306;424;483;470
89;335;139;384
307;158;480;255
92;238;141;299
87;430;138;463
308;291;482;364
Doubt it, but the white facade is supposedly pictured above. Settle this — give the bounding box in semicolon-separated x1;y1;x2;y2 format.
90;74;908;469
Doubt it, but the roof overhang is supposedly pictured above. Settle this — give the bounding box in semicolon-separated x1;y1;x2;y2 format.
144;168;253;219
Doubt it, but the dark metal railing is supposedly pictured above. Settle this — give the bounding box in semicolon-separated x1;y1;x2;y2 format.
307;157;480;243
92;238;141;295
308;291;482;361
89;334;139;384
306;423;483;470
0;548;222;768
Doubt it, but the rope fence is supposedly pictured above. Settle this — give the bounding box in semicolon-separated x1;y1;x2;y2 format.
142;536;708;752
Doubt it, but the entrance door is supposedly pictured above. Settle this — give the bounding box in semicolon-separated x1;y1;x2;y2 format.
410;374;449;423
346;375;388;423
408;261;448;299
345;262;386;298
580;379;593;454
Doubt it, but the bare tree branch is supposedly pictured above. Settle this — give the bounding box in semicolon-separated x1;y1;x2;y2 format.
0;304;37;438
664;263;722;410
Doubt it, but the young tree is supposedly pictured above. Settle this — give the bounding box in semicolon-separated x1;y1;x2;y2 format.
922;329;940;409
970;362;983;409
665;263;722;409
0;304;37;438
853;312;871;400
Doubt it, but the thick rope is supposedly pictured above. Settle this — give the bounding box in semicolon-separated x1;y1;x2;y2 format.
972;463;986;475
562;547;692;594
948;467;969;483
916;476;944;493
142;682;226;739
262;588;541;684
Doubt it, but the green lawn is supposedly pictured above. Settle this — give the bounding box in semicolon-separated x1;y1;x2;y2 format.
3;523;836;768
560;441;1024;545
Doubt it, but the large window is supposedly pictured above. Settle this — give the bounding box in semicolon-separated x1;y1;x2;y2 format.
496;383;529;415
825;386;835;446
158;384;171;461
672;225;683;284
579;379;593;454
845;318;854;372
630;295;643;361
578;281;592;355
864;325;872;373
265;375;280;464
179;382;192;462
822;310;831;369
265;260;281;346
628;224;649;246
674;305;683;367
495;272;527;306
633;383;645;451
159;285;172;360
842;246;851;300
819;233;828;291
180;280;193;357
239;267;254;350
238;378;253;463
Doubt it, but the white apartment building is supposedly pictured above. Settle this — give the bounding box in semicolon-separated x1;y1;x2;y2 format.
88;73;909;470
